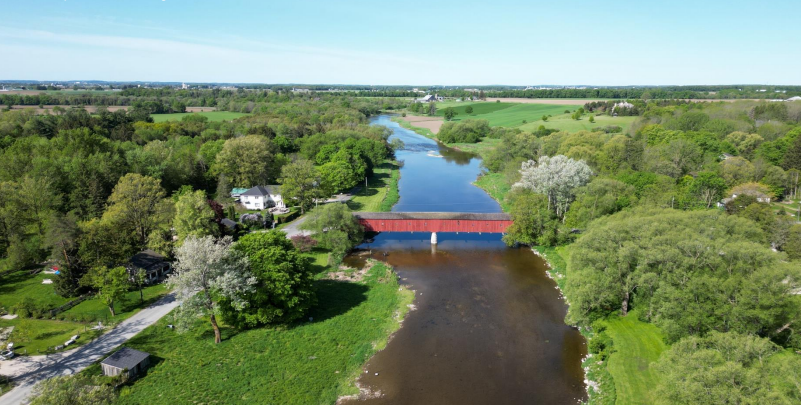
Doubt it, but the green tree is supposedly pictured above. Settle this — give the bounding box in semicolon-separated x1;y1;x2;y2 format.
280;158;323;214
428;102;437;116
564;178;637;228
300;203;363;265
465;106;473;114
104;173;171;248
541;115;548;122
28;375;116;405
782;132;801;171
783;224;801;260
173;190;218;244
80;266;130;317
502;189;559;246
213;135;277;187
687;171;727;208
443;107;457;121
654;332;800;405
220;231;316;327
588;115;595;123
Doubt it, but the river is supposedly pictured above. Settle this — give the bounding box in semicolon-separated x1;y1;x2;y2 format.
343;115;587;404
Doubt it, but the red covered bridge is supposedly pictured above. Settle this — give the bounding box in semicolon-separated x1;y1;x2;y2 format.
353;212;513;243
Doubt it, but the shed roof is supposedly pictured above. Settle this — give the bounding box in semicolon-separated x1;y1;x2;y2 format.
129;250;166;272
101;347;149;370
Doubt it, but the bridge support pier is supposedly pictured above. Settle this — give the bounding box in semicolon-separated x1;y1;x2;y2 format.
430;232;438;244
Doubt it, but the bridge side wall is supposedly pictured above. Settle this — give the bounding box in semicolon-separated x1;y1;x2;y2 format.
358;218;512;234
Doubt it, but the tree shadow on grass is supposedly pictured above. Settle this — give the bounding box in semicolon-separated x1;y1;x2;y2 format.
305;280;369;324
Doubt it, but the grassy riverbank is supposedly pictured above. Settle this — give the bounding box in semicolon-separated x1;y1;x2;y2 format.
347;161;400;212
474;172;512;211
88;256;414;405
534;246;668;405
392;116;435;139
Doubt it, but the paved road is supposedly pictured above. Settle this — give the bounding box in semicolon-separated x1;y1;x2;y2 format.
280;214;310;238
0;293;178;405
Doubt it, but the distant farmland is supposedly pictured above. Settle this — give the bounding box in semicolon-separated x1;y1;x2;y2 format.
150;111;247;122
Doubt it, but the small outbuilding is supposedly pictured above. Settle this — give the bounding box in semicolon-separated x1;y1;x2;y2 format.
101;347;150;378
127;250;171;284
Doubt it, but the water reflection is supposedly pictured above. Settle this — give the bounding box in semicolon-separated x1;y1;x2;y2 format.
344;233;588;405
369;115;500;213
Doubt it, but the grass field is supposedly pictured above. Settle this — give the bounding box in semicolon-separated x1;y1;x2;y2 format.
0;268;169;354
91;258;414;405
0;270;70;311
0;317;103;354
603;312;667;405
442;102;572;127
435;102;517;117
151;111;248;122
347;161;400;212
520;114;638;133
474;172;512;211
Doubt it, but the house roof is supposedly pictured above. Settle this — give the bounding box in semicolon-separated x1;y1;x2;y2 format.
101;347;149;370
241;185;281;197
230;188;249;195
129;250;166;272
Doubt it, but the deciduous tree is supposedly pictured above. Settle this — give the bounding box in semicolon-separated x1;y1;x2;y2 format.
80;266;130;317
168;236;255;343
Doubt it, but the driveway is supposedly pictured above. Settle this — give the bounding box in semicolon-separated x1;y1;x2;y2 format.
280;214;310;238
1;293;178;405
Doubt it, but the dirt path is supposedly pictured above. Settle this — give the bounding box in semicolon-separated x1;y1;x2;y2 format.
400;115;444;134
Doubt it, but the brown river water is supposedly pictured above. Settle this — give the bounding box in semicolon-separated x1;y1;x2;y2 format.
340;116;587;404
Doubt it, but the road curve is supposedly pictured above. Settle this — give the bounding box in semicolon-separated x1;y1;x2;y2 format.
0;293;178;405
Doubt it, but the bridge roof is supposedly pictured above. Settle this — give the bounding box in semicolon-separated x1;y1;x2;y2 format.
353;212;511;221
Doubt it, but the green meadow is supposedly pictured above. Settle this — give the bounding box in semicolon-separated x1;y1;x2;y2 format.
604;312;667;405
432;101;636;133
150;111;248;122
85;255;414;405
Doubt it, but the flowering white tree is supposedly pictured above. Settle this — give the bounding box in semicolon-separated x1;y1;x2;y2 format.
513;155;593;219
168;235;256;343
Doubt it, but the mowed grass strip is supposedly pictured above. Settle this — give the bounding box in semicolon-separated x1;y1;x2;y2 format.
0;270;70;310
150;111;248;122
474;172;511;211
109;261;414;405
604;312;667;405
347;161;400;212
519;114;638;134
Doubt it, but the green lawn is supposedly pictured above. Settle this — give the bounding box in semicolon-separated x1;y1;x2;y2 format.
519;114;638;134
347;161;400;212
603;312;667;405
0;268;169;354
63;284;167;323
0;317;103;354
474;172;511;211
93;258;414;405
0;270;69;311
150;111;248;122
448;137;502;158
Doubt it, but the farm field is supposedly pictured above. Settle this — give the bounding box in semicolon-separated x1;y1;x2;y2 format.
604;312;668;405
520;114;638;133
89;258;414;405
151;111;247;122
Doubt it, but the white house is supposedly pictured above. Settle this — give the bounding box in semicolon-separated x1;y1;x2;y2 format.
240;186;284;210
787;96;801;102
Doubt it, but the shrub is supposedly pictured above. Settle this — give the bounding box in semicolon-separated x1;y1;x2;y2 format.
438;119;491;143
290;234;318;252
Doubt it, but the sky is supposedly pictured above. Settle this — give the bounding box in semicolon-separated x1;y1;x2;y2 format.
1;0;799;85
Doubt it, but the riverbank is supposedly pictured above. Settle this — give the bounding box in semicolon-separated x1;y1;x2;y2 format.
81;254;414;404
347;161;401;212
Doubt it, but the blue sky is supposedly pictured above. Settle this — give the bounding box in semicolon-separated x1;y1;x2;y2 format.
1;0;799;85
